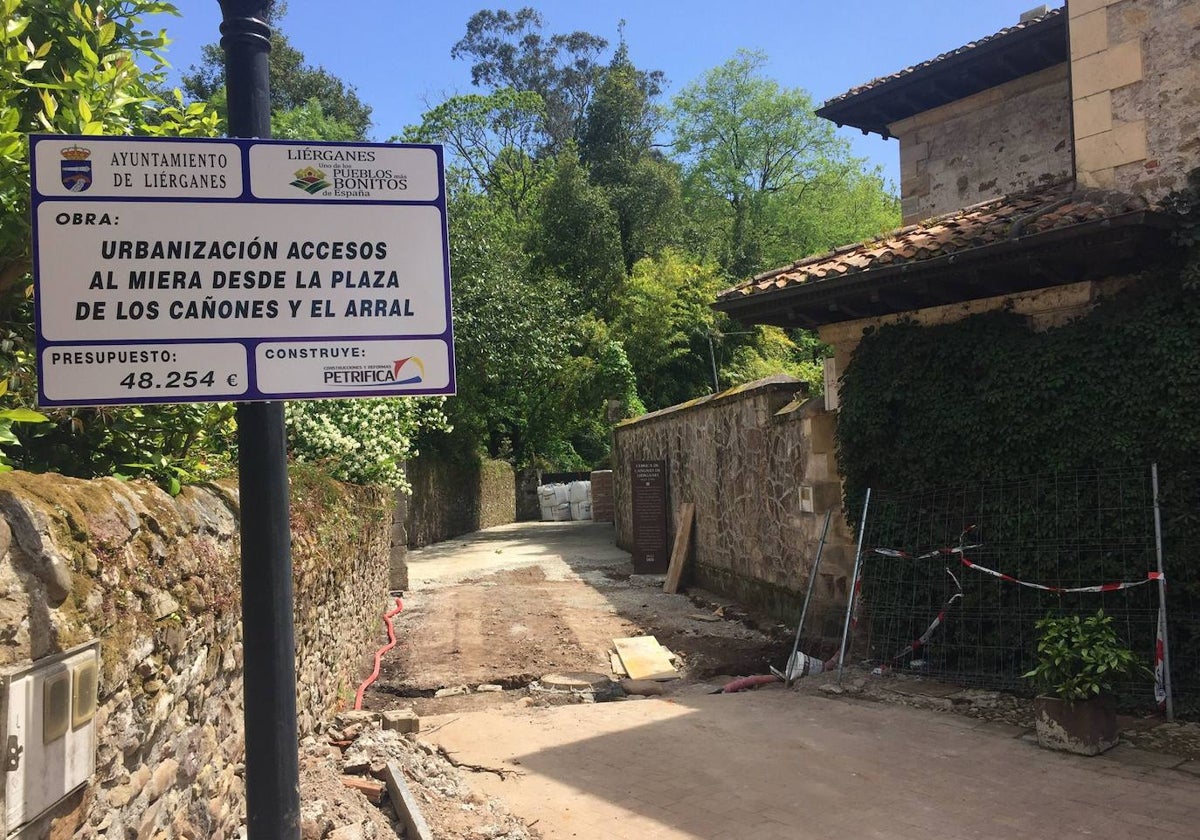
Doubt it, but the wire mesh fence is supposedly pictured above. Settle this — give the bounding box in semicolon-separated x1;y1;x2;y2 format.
852;465;1198;715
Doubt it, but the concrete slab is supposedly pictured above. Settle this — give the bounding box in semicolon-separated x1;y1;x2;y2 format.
422;691;1200;840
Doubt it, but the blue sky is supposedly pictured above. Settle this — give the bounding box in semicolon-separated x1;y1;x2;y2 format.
161;1;1064;189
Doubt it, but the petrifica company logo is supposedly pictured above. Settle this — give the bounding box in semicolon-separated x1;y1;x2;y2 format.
60;145;92;192
323;357;425;387
290;166;330;194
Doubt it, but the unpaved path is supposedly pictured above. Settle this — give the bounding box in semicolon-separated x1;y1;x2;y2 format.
364;521;792;715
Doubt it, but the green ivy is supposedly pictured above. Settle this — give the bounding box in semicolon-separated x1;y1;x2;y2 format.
835;259;1200;712
838;272;1200;518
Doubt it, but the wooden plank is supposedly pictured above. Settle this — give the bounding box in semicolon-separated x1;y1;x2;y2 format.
610;651;628;677
384;762;435;840
613;635;679;681
663;502;695;594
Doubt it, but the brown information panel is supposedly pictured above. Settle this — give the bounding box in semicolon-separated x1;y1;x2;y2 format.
631;460;668;573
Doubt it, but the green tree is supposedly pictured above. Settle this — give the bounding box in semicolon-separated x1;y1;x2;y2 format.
614;249;724;408
433;185;575;464
671;49;895;278
181;28;371;138
580;42;681;269
529;147;625;319
405;89;549;221
451;7;611;150
270;97;361;141
0;0;228;488
614;250;827;408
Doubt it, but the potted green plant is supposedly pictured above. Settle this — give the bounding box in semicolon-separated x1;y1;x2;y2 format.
1023;609;1139;755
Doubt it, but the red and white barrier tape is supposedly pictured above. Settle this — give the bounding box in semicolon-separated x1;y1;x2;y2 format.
872;546;1164;594
957;557;1162;593
869;538;1169;703
891;591;963;662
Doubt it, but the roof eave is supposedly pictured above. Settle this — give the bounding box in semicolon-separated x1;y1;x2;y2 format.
713;212;1177;329
815;12;1067;138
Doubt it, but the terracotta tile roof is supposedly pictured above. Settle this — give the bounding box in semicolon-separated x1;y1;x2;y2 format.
717;181;1153;302
819;6;1064;111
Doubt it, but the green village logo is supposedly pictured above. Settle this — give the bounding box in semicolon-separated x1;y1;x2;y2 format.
290;166;330;194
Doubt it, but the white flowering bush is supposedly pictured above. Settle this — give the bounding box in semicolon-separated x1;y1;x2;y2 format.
285;397;449;488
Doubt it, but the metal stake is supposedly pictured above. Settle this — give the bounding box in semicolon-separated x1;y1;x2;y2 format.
707;334;720;393
1151;463;1175;721
837;489;872;685
219;2;301;837
786;510;831;687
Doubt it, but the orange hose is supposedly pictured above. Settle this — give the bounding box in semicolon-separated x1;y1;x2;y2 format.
354;597;404;710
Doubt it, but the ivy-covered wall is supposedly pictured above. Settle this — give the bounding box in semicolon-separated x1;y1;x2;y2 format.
836;273;1199;517
835;268;1200;712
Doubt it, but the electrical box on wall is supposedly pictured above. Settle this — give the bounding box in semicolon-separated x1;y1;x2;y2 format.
0;642;100;837
800;485;815;513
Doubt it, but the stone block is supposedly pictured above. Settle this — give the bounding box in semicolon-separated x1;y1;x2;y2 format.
1071;39;1143;99
806;412;837;456
1077;165;1116;188
381;709;420;734
805;451;836;483
1070;8;1110;60
901;170;930;198
1072;90;1112;138
1076;120;1147;171
1068;0;1120;18
899;140;929;168
1109;118;1149;166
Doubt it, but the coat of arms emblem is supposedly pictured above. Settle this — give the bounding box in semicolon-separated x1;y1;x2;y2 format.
60;145;92;192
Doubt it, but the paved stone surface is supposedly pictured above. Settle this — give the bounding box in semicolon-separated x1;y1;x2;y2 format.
423;691;1200;839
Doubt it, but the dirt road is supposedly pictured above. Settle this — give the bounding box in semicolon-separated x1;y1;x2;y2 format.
365;521;792;714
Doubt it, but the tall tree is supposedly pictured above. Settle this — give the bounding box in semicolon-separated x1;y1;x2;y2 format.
451;8;612;150
671;49;891;278
581;42;681;269
181;26;372;138
405;89;549;221
529;147;626;320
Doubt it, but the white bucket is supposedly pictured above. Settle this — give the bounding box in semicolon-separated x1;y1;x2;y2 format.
785;651;825;680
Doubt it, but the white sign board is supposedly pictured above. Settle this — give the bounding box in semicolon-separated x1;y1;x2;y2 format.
30;135;455;406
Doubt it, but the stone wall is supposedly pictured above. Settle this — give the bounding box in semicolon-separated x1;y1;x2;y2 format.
1071;0;1200;199
403;452;515;547
612;377;856;634
890;64;1072;223
0;469;393;839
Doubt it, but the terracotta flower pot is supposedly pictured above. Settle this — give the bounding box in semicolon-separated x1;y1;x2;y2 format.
1033;694;1118;755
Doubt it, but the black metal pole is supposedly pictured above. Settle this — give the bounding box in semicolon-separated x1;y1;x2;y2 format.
217;3;300;838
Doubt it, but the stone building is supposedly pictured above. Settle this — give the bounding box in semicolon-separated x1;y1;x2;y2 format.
614;0;1197;632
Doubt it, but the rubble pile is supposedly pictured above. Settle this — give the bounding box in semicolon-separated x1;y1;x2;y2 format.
301;713;538;840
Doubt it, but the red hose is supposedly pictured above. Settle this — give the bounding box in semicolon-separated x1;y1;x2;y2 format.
354;597;404;710
721;674;781;693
